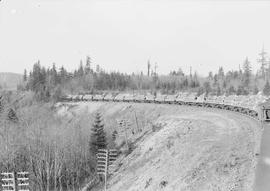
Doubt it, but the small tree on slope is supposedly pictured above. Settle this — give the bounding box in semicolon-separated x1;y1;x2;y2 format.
90;112;107;154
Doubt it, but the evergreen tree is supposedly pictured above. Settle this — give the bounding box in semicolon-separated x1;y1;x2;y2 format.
23;69;27;82
183;77;188;88
253;85;259;95
90;112;107;154
236;86;243;95
85;56;91;75
203;81;211;95
243;57;252;88
78;60;84;77
31;61;42;92
217;85;221;96
50;63;58;86
237;85;248;95
213;74;218;88
208;72;213;80
96;64;100;73
147;60;151;77
228;86;236;95
59;66;68;84
258;47;267;80
263;80;270;96
218;67;225;80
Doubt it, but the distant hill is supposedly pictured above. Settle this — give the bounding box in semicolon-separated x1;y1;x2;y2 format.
0;72;23;90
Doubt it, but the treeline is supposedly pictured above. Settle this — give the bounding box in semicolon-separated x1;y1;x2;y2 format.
20;48;270;101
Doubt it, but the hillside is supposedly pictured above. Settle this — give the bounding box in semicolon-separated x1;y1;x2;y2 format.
0;72;22;90
57;102;262;191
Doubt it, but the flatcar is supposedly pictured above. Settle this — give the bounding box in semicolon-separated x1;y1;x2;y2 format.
134;95;146;103
155;95;167;104
165;95;177;104
124;94;135;102
175;93;188;105
182;93;196;106
93;94;104;101
83;94;93;101
145;95;156;103
195;93;206;107
104;94;114;102
114;94;125;102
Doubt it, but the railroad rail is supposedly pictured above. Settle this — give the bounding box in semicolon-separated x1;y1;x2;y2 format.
60;93;270;121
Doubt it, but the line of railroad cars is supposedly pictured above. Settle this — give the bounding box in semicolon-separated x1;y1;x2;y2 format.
61;93;269;119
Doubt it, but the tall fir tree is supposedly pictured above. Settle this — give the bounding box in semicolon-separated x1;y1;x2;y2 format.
50;63;58;86
85;56;91;75
23;69;27;82
258;47;268;80
90;112;107;154
242;57;252;88
59;66;68;84
78;60;84;77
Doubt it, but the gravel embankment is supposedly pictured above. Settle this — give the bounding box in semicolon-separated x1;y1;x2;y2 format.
57;102;262;191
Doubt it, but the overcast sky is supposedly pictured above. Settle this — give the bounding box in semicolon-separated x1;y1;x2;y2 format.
0;0;270;76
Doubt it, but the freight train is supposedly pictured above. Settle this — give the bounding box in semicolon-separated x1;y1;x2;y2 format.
60;92;270;121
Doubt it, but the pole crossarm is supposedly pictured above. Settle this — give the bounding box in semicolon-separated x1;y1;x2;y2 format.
96;149;119;191
1;171;30;191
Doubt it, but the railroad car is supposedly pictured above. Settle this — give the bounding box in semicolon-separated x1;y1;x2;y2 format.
204;96;217;108
134;94;146;103
155;95;167;104
114;94;125;102
223;95;237;110
83;94;93;101
61;95;73;101
175;93;188;105
165;95;177;104
73;95;83;102
145;95;156;103
182;93;197;106
104;94;114;102
195;93;206;107
124;94;135;102
259;101;270;121
93;94;104;101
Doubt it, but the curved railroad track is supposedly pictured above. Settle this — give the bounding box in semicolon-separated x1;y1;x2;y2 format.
60;94;263;121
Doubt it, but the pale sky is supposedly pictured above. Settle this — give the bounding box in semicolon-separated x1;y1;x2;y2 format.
0;0;270;76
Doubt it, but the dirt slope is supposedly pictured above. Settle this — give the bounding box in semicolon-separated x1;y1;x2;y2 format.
57;102;262;191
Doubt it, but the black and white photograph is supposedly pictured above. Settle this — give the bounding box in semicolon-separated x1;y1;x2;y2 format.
0;0;270;190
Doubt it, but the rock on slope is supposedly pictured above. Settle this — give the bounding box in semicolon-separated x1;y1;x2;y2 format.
57;102;262;191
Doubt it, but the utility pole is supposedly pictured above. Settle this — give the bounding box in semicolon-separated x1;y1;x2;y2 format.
1;171;29;191
97;149;108;191
154;62;158;76
154;62;158;89
96;149;118;191
117;119;129;150
134;110;140;132
147;60;151;77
